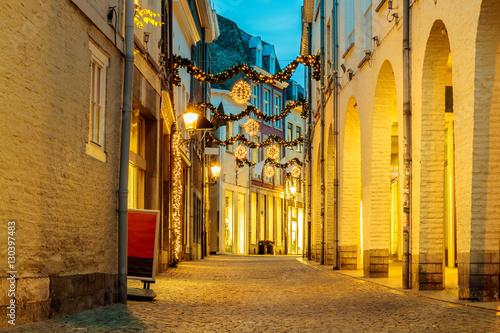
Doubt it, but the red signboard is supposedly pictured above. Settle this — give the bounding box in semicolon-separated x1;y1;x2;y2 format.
127;209;160;281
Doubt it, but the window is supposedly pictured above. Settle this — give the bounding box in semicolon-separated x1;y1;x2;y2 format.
256;47;262;67
274;93;282;129
296;126;302;152
252;136;259;164
287;122;293;142
128;110;146;209
263;89;271;126
251;83;260;109
270;56;275;74
86;42;109;162
226;121;233;151
361;0;372;58
345;0;355;51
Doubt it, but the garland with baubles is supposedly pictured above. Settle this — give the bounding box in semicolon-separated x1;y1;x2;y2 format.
206;133;303;149
172;54;321;86
197;99;309;122
235;157;304;169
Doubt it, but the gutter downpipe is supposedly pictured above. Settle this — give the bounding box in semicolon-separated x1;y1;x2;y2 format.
307;21;312;262
333;0;340;270
320;0;326;265
402;0;412;289
118;0;135;304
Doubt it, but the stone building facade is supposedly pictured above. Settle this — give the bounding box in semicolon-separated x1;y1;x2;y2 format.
303;0;500;300
0;0;125;327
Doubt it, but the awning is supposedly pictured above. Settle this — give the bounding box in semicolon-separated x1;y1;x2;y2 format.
253;160;265;178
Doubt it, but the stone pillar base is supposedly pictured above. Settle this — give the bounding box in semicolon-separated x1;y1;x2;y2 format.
340;245;357;270
364;249;389;277
412;253;444;290
458;251;500;301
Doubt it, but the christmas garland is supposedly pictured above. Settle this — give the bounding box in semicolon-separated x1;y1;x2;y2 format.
173;54;321;86
236;157;304;169
197;99;310;122
206;133;303;148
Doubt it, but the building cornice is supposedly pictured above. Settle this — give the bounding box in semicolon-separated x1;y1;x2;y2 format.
173;0;201;46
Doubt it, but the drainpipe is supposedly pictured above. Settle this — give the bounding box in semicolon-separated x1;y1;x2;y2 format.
320;0;326;265
117;0;135;304
307;22;313;262
333;0;340;270
402;0;412;289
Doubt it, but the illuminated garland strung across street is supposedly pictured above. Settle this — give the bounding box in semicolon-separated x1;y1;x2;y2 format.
197;99;310;122
206;133;303;149
172;129;183;265
235;157;304;169
172;54;321;85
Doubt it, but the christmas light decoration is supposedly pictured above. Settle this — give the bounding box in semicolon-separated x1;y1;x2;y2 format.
266;144;280;160
206;133;303;149
197;99;310;122
231;80;252;104
172;54;321;86
234;145;247;160
264;165;275;178
244;118;260;136
172;129;183;265
291;166;301;178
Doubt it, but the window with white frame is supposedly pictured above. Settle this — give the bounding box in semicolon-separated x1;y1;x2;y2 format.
274;93;282;129
287;122;293;148
361;0;372;59
251;83;260;109
345;0;355;51
252;136;259;164
86;41;109;162
256;47;262;67
263;88;271;125
296;125;302;152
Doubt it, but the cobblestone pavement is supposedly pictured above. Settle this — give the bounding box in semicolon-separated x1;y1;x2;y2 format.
3;255;500;332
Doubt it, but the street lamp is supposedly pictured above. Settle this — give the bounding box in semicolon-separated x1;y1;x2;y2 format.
289;185;297;196
181;105;199;138
211;165;221;180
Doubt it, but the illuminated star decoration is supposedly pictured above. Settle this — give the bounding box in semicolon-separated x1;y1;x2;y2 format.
244;118;260;136
266;144;280;160
231;80;252;104
234;145;247;160
264;165;275;178
291;166;301;178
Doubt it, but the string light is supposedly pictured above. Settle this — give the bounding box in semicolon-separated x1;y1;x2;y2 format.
234;145;247;160
266;144;280;160
231;80;252;104
291;166;301;178
264;165;275;178
172;129;183;265
172;54;321;86
197;99;310;122
206;133;304;149
244;118;260;136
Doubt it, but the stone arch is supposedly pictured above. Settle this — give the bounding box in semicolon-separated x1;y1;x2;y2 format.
325;125;335;265
311;145;323;261
463;0;500;300
366;60;398;278
341;96;361;269
415;20;451;290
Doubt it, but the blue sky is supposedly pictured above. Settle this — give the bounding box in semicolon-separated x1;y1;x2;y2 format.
213;0;305;86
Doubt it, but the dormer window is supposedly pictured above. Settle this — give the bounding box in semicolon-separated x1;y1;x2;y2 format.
256;47;262;67
270;56;275;74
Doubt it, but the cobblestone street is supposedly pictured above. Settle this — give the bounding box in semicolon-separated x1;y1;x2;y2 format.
4;255;500;332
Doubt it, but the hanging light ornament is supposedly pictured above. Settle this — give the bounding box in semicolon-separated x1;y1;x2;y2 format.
234;145;247;160
231;80;252;104
291;166;301;178
244;118;260;136
264;165;275;178
266;144;280;160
